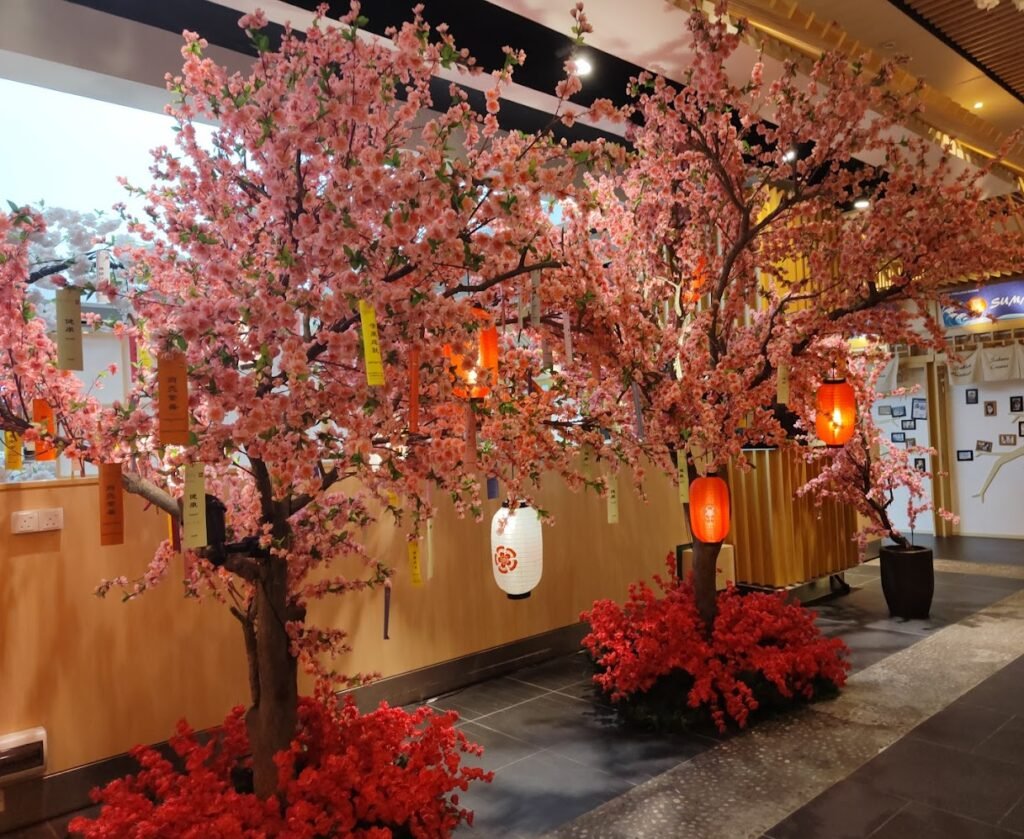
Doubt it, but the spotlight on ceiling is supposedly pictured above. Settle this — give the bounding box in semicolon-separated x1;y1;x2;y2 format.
973;101;984;110
573;56;593;76
783;149;797;162
853;198;871;210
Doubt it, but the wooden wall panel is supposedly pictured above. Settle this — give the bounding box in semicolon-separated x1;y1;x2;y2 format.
727;449;859;587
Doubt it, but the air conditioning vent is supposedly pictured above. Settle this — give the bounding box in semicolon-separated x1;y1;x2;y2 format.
0;728;47;785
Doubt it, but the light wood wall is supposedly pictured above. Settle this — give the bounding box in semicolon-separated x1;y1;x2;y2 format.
727;449;860;587
1;470;685;774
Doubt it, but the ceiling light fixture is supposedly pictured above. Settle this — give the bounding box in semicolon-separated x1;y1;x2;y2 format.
973;101;984;109
853;198;871;210
573;56;593;76
783;149;797;162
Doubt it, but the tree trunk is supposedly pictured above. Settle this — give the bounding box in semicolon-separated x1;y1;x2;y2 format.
691;537;722;629
245;556;299;799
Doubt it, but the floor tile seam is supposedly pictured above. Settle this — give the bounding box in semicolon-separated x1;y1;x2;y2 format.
449;687;560;720
862;799;911;839
459;717;549;750
885;796;1024;835
544;587;1024;839
505;675;583;692
996;789;1024;830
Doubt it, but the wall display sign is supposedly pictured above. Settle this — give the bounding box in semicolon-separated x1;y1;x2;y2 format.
957;450;974;461
966;388;979;404
999;434;1018;447
878;404;892;416
1011;396;1024;413
911;398;927;420
31;399;56;461
901;419;917;431
891;432;906;443
891;405;907;418
914;458;927;472
98;462;124;546
3;431;23;470
677;457;690;504
977;440;993;453
942;278;1024;327
984;401;998;417
948;349;979;385
776;364;790;405
980;345;1016;382
157;351;190;445
55;287;84;371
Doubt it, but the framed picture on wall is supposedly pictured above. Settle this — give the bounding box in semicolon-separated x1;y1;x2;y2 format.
985;401;998;416
957;450;974;461
914;458;926;472
977;440;993;453
911;398;927;420
999;434;1018;446
906;437;917;447
966;389;979;404
1019;421;1024;437
878;405;892;416
1011;396;1024;413
901;419;917;430
891;432;906;443
891;405;907;418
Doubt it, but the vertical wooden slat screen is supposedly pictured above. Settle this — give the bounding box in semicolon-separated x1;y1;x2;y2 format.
726;448;859;587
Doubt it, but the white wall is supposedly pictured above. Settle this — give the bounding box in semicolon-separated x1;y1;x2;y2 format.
872;365;935;535
948;377;1024;538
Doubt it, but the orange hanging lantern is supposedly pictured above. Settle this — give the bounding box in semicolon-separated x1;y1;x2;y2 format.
689;475;730;543
443;308;499;400
816;378;857;446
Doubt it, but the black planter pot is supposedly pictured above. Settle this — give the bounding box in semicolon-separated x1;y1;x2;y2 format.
879;544;934;619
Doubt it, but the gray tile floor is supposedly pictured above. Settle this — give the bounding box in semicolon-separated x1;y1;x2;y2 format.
12;536;1024;838
764;654;1024;839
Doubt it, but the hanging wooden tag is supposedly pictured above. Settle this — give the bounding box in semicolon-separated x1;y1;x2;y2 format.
168;513;182;553
677;457;690;504
465;400;477;467
530;271;541;327
426;517;435;579
358;299;385;386
32;399;56;461
606;475;619;524
383;583;392;640
563;313;574;363
96;249;111;283
777;363;790;405
486;475;499;500
408;540;424;587
386;490;400;509
4;432;23;470
408;346;420;433
157;352;190;446
56;287;84;371
98;463;124;546
182;463;207;548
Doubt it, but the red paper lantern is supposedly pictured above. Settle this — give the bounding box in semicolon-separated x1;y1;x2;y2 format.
689;475;730;543
816;378;857;446
444;309;499;399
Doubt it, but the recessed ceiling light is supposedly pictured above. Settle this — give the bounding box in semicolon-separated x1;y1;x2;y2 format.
573;56;593;76
854;198;871;210
783;149;797;162
973;101;984;109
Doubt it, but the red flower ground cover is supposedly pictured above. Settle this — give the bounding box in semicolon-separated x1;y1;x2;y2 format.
581;555;850;731
70;697;491;839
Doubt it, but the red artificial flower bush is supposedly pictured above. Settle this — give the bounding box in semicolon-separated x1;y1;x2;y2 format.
69;696;491;839
581;555;850;732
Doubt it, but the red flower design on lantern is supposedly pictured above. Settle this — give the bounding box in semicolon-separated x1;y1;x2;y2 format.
494;545;519;574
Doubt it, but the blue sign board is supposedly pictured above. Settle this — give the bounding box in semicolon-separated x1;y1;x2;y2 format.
942;278;1024;328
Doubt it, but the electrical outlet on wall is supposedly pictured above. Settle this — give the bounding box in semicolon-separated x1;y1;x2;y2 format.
10;510;39;534
37;508;63;532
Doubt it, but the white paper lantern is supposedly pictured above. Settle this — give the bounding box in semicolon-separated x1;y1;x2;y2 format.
490;503;543;599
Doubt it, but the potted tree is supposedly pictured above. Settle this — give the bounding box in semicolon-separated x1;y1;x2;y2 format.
799;358;957;618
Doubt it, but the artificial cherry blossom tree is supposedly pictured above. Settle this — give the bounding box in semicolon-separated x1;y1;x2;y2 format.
559;3;1024;624
1;4;635;797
